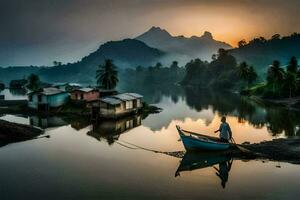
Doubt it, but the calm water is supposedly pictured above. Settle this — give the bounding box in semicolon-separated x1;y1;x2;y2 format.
0;88;27;100
1;86;300;199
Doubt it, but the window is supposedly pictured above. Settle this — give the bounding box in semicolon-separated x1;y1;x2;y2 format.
80;94;84;100
125;101;133;109
126;120;133;129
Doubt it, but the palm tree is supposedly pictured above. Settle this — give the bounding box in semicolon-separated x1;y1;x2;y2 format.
237;62;249;79
267;60;285;95
237;62;249;88
170;61;179;70
27;74;40;91
96;59;119;90
287;56;298;73
247;66;257;87
284;72;298;98
155;62;162;70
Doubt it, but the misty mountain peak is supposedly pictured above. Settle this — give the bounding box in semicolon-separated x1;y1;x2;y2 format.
137;26;172;39
148;26;169;34
136;27;231;60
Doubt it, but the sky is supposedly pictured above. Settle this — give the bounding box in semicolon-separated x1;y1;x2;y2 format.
1;0;300;66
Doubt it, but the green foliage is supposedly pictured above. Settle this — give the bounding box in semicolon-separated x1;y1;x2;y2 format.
247;57;300;99
9;79;28;89
96;59;119;90
120;61;185;87
181;49;242;90
248;66;258;86
27;74;41;91
231;32;300;76
287;56;298;73
0;82;4;90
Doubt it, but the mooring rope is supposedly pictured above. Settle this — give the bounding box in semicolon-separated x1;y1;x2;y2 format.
116;139;185;158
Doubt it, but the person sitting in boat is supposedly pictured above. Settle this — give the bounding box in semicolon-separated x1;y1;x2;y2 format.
214;116;232;143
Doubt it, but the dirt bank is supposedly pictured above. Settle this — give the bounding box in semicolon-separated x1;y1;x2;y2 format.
248;95;300;111
0;119;43;146
239;138;300;164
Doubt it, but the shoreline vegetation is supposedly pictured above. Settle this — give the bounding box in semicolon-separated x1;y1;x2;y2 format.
241;56;300;110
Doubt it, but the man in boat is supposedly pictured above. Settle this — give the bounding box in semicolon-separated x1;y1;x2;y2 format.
214;116;232;143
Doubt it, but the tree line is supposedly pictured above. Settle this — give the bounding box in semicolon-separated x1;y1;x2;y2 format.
181;48;258;90
249;56;300;98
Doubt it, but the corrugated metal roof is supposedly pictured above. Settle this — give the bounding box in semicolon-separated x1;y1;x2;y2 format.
100;92;143;105
113;93;136;101
42;87;66;95
126;93;143;98
39;87;66;96
100;97;122;105
75;88;96;93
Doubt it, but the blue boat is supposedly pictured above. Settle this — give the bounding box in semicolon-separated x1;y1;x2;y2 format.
176;125;232;151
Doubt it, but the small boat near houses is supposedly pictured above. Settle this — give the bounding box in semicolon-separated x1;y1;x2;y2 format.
176;125;232;151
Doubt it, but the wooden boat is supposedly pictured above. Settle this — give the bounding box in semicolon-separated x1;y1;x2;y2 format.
176;125;232;151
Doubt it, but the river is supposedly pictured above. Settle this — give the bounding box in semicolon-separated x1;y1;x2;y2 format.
1;86;300;199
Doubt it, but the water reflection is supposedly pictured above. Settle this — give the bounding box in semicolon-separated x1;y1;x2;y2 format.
29;116;68;129
2;86;300;199
2;84;300;146
87;115;142;145
132;84;300;138
175;152;233;189
184;88;300;137
0;89;27;100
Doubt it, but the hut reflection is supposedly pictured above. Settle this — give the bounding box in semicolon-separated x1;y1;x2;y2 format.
87;115;142;145
29;116;68;129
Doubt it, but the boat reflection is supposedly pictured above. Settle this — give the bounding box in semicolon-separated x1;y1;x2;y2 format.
87;115;142;145
175;152;233;188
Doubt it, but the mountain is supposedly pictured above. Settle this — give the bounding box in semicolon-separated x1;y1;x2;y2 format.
136;26;232;61
80;38;164;68
230;33;300;75
0;39;164;84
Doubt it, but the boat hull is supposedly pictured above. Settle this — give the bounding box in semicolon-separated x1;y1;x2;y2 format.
176;126;231;151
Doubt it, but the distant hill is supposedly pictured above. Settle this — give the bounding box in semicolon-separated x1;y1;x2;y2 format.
0;39;164;84
230;33;300;75
136;26;232;61
0;66;40;85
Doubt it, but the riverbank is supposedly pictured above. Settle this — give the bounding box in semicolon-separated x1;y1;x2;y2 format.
0;119;43;147
0;101;162;118
241;82;300;110
244;95;300;111
166;138;300;165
